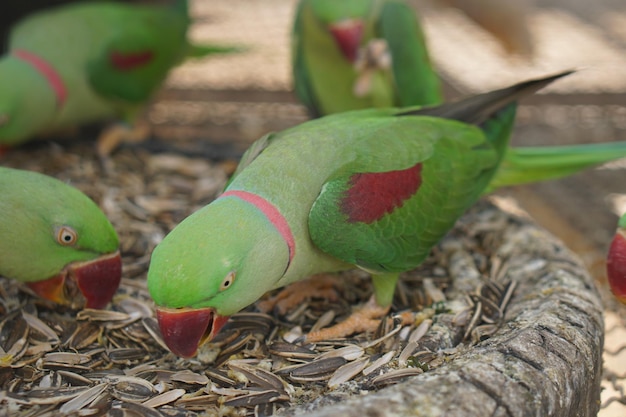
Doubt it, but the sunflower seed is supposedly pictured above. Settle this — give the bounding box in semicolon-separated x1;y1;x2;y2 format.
408;319;432;343
110;401;165;417
170;370;209;385
327;357;370;388
362;351;395;376
142;389;186;408
269;342;318;360
108;375;157;402
285;357;347;382
44;352;91;365
317;345;364;361
228;362;287;393
59;383;108;415
23;312;60;344
370;367;424;387
77;309;132;322
9;386;89;405
223;390;288;408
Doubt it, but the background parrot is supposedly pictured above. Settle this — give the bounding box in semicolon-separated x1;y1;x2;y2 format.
0;167;121;309
606;213;626;303
0;0;236;156
147;71;626;358
292;0;443;117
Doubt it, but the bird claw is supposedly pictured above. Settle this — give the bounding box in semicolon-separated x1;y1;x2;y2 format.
304;297;390;342
256;274;341;315
96;121;151;163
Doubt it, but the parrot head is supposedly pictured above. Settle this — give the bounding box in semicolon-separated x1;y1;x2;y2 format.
25;249;122;310
305;0;375;62
607;213;626;303
148;195;291;357
0;168;122;309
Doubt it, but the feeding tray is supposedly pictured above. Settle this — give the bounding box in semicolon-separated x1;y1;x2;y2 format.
0;144;604;417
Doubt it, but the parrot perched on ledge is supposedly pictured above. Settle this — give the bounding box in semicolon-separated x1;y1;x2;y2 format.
0;0;237;156
147;71;626;358
0;167;121;309
292;0;443;117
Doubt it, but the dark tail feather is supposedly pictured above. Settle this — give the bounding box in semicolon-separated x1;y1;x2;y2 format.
399;70;574;125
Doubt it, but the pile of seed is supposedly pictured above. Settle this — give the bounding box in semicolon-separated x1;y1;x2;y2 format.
0;141;530;416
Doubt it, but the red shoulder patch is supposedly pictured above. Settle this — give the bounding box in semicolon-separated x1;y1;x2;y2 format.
110;50;154;71
341;163;423;223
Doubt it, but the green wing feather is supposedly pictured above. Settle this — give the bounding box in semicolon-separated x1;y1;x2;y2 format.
308;115;497;272
378;0;442;106
485;142;626;193
292;0;323;117
87;1;189;103
307;73;567;273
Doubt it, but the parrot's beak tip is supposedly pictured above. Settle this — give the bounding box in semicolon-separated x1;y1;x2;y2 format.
75;251;122;309
607;230;626;303
156;307;229;358
25;251;122;309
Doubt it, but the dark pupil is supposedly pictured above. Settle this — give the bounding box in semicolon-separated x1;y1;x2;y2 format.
64;234;71;241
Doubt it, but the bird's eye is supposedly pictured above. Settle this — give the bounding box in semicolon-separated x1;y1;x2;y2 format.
0;114;8;127
220;271;236;291
56;226;78;246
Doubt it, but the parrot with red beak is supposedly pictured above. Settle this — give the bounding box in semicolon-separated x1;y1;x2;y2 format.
607;213;626;303
148;71;626;358
292;0;443;117
0;167;121;309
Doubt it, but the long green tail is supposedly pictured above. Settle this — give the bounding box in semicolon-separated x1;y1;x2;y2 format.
186;44;246;58
484;141;626;193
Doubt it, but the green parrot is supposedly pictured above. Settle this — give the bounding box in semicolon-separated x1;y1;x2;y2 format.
0;0;235;154
292;0;443;117
0;167;121;309
148;71;626;358
607;213;626;304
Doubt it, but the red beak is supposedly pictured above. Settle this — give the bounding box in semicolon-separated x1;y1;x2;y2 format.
607;229;626;303
329;18;364;62
26;251;122;309
156;307;230;358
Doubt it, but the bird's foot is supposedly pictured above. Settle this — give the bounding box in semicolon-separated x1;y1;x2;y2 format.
304;297;390;342
256;274;341;315
96;121;150;166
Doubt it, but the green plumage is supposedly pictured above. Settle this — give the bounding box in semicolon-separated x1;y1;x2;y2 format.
0;167;118;283
149;72;626;355
0;0;237;147
292;0;442;116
